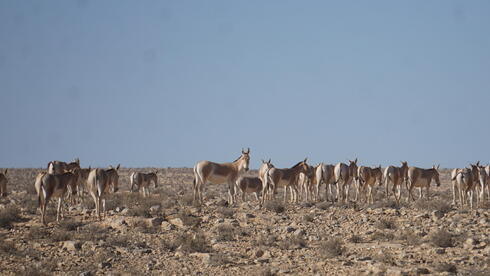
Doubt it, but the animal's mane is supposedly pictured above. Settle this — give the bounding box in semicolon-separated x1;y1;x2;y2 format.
291;161;304;168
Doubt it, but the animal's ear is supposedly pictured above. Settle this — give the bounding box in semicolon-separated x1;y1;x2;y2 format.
437;164;440;170
88;166;91;171
246;148;250;154
304;158;308;163
116;164;121;170
75;158;80;164
476;161;480;167
4;169;7;175
354;158;358;164
268;158;271;163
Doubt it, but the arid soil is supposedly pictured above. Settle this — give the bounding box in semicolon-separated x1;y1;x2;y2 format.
0;168;489;276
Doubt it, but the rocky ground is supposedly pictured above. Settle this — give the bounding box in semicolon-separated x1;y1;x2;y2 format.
0;168;489;276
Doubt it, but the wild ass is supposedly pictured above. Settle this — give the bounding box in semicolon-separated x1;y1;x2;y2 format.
298;165;317;202
333;159;358;203
356;165;383;204
315;163;335;202
193;149;250;205
383;161;409;204
130;171;158;197
48;158;80;174
105;164;121;193
451;162;480;205
258;159;274;201
87;167;119;220
456;167;476;209
406;165;441;202
35;170;78;225
236;176;263;202
262;158;310;204
476;166;489;205
0;169;8;197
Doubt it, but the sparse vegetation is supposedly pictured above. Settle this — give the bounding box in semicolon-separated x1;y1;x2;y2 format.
319;238;345;258
279;236;307;250
348;234;363;243
253;234;277;247
430;230;454;248
175;232;211;253
215;224;235;241
316;201;331;210
375;218;396;230
371;231;395;241
0;206;22;228
414;198;452;214
264;200;285;213
216;207;235;218
303;214;315;223
434;262;457;274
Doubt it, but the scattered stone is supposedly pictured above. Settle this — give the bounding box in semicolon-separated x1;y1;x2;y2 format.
285;226;296;233
79;271;92;276
294;229;306;237
432;210;445;220
147;217;164;227
99;262;111;269
415;267;430;274
434;248;446;254
149;205;161;212
62;241;83;252
161;221;174;231
168;218;185;228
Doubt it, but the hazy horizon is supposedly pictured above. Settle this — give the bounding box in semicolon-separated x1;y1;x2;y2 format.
1;1;490;169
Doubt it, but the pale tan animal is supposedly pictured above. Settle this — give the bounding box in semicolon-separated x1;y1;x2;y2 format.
383;161;408;204
262;158;310;204
47;158;80;174
356;165;383;204
456;167;475;209
476;166;488;205
406;165;441;202
333;159;358;203
315;163;335;202
35;171;78;225
236;176;263;202
0;169;8;197
86;167;119;220
130;171;158;197
258;159;274;200
75;167;91;201
105;164;120;193
451;162;480;205
193;149;250;205
298;164;317;202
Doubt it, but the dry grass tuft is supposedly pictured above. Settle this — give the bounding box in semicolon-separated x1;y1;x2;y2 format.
215;224;235;241
279;236;307;250
430;230;454;248
264;200;285;214
319;238;345;258
176;232;211;253
375;218;396;230
0;206;22;228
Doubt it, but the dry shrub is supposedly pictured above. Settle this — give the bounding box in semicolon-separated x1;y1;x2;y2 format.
180;194;195;206
26;226;50;240
264;200;285;214
430;230;454;248
57;219;84;231
0;240;19;256
371;231;395;241
176;232;211;253
0;206;22;228
279;236;307;250
177;210;201;227
303;214;315;223
217;207;235;218
375;218;396;230
415;198;452;214
348;234;363;243
106;235;132;248
374;250;397;265
49;229;72;242
215;224;235;241
253;234;277;247
316;201;331;210
434;262;457;274
319;238;345;258
398;230;421;246
208;253;230;266
260;267;277;276
75;224;108;242
127;205;151;218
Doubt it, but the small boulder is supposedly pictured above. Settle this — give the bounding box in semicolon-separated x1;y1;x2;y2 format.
62;241;83;252
147;217;164;227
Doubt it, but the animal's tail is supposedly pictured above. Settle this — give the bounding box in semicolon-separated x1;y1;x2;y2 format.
96;171;102;198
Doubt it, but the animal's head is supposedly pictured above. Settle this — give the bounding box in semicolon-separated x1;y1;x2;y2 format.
349;158;358;178
239;148;250;172
261;158;274;170
432;164;441;186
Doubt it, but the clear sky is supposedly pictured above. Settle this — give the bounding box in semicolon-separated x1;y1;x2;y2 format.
1;1;489;169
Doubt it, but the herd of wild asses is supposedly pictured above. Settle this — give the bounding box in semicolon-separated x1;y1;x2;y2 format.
0;148;489;225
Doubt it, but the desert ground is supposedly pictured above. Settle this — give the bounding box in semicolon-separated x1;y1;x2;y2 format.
0;167;489;276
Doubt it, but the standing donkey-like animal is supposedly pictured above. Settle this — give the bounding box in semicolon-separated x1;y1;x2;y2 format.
333;159;358;203
0;169;8;197
130;171;158;197
262;158;310;204
406;165;441;202
193;149;250;205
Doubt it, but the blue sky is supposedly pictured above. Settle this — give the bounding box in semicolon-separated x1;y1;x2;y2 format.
1;1;489;168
